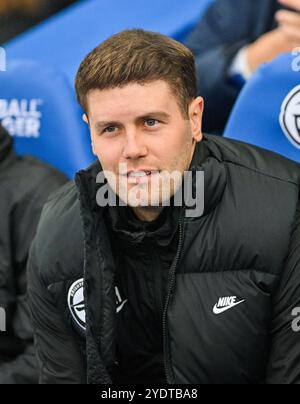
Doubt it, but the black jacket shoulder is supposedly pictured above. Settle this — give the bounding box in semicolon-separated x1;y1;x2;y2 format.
206;135;300;186
34;181;84;286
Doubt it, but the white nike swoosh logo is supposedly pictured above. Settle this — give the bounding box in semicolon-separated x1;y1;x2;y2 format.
213;300;245;315
116;300;128;314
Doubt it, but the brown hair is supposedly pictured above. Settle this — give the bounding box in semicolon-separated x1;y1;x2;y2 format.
75;29;197;118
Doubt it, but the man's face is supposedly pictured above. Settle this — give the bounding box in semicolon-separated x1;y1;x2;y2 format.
84;80;203;214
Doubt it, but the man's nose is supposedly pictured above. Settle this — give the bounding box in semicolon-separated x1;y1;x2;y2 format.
122;130;147;160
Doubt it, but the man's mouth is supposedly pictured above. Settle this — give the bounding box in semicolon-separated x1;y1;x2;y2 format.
128;171;156;177
126;170;160;184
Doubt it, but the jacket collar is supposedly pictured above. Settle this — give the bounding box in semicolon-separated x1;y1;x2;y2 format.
106;198;181;247
187;134;227;218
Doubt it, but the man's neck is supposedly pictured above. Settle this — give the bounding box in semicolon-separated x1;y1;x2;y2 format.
132;206;165;223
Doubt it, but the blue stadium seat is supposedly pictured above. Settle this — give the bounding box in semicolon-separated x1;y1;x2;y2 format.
4;0;214;84
224;53;300;163
1;0;214;177
0;60;94;178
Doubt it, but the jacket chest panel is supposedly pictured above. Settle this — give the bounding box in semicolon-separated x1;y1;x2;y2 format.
181;197;292;276
167;270;277;384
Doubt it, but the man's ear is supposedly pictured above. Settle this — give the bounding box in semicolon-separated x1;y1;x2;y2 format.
83;114;89;125
91;142;96;156
82;114;96;155
189;97;204;143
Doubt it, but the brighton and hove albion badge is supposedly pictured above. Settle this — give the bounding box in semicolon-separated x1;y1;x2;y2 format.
280;85;300;148
68;278;86;331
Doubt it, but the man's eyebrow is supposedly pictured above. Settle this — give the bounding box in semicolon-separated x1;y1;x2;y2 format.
94;112;171;130
94;120;121;130
137;111;171;121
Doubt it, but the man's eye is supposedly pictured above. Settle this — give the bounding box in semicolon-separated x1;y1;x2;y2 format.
145;119;158;127
103;126;117;133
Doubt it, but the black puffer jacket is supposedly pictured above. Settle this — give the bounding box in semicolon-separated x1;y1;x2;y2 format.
28;135;300;384
0;126;67;384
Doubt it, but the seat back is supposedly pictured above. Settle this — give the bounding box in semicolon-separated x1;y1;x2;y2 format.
224;53;300;163
0;60;94;178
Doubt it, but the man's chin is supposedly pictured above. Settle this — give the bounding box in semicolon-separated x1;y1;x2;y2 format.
122;198;166;208
117;193;172;208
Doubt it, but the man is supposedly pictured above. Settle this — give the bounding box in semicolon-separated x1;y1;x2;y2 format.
184;0;300;134
28;29;300;384
0;125;67;383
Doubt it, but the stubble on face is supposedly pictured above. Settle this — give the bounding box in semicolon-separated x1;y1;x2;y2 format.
124;128;197;222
